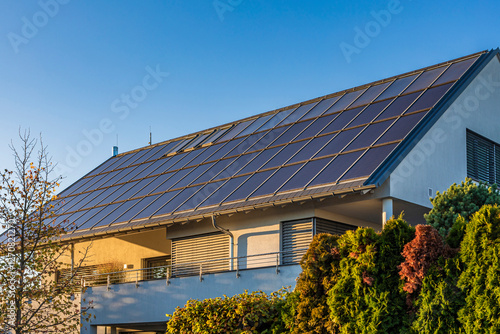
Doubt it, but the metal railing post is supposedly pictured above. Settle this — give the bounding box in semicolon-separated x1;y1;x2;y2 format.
166;267;170;286
276;254;280;275
107;275;110;290
135;272;139;288
236;257;240;278
199;264;203;282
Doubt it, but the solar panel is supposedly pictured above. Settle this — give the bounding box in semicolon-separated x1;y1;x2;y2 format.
349;82;390;108
375;92;421;121
403;66;447;94
54;52;484;235
319;107;363;135
301;96;340;120
224;169;275;203
308;151;365;186
433;57;477;86
340;143;398;181
250;164;303;198
375;74;418;101
278;158;331;192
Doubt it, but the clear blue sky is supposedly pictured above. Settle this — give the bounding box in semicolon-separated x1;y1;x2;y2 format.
0;0;499;191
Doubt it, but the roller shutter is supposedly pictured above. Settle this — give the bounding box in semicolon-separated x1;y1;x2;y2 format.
171;232;229;276
281;219;313;265
315;218;356;235
467;130;499;184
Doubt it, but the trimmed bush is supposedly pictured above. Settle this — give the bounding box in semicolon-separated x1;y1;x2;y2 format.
425;179;500;243
165;290;289;334
328;217;414;334
457;205;500;333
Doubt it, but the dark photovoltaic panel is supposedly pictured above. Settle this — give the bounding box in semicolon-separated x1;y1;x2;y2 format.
52;52;484;234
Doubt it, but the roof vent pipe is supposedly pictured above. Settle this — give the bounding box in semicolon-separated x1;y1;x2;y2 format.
112;146;118;157
211;216;234;271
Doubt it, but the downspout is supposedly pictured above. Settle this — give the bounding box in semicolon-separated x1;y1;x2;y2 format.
211;216;234;271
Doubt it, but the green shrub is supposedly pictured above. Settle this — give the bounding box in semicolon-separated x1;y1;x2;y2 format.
292;233;341;334
165;289;289;334
457;205;500;333
328;217;414;334
425;179;500;243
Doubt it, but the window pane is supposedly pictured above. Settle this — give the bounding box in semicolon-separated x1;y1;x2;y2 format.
224;170;275;203
433;57;478;86
375;74;418;101
319;107;364;135
250;164;303;198
375;92;421;121
261;142;308;169
315;127;365;158
309;151;365;186
376;111;427;144
278;158;331;192
344;120;395;151
406;82;453;113
349;82;390;108
348;99;393;128
403;67;447;94
340;143;398;181
302;96;340;120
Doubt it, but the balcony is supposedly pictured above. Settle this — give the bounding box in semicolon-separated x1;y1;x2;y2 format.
80;249;305;333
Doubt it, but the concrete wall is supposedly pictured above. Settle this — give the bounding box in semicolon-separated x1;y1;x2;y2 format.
80;264;302;333
389;56;500;208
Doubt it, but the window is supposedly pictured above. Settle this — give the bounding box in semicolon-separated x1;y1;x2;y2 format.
281;217;356;264
171;232;229;276
467;130;500;184
143;255;171;280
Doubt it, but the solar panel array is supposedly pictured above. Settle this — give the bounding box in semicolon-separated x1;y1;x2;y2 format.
53;52;483;234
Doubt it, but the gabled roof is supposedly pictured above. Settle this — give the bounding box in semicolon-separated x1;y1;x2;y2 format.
54;49;495;240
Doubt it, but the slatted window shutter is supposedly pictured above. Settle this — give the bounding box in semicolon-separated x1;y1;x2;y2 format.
315;218;357;235
467;130;499;184
171;232;229;276
281;219;313;264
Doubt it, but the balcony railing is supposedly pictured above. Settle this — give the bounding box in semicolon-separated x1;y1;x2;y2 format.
81;248;307;288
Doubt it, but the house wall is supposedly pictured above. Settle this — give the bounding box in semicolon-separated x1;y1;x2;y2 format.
389;55;500;208
72;229;171;272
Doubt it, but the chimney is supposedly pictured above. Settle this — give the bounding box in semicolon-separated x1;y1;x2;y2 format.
112;146;118;157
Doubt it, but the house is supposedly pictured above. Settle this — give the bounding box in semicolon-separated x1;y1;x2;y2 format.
52;48;500;334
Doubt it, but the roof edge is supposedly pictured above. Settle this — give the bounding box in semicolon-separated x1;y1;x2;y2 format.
366;48;499;187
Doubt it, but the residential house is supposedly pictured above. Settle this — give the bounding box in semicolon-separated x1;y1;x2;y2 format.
51;49;500;334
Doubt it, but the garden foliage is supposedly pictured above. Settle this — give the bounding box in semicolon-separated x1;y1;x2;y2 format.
165;181;500;333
